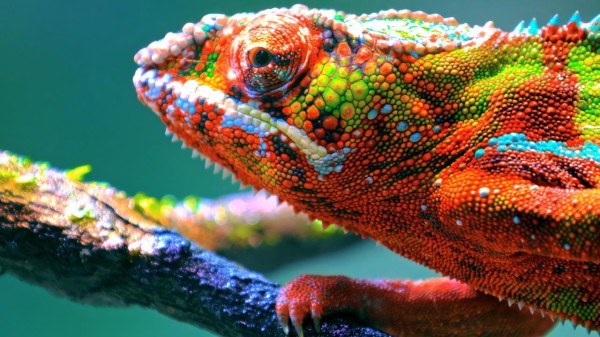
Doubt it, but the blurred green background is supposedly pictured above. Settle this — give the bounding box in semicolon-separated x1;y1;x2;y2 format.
1;0;599;336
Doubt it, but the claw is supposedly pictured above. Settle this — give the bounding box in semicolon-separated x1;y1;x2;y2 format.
279;317;290;335
277;275;342;336
291;316;304;337
276;302;290;335
311;304;322;333
313;316;321;333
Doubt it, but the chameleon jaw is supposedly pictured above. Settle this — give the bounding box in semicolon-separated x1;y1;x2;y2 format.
133;68;329;164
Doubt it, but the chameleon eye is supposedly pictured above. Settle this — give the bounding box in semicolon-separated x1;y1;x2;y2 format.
248;48;272;68
231;14;317;96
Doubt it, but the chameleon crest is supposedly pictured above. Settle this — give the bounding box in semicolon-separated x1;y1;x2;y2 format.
135;5;600;337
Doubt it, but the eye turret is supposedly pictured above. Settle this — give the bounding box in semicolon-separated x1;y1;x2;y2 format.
231;14;315;96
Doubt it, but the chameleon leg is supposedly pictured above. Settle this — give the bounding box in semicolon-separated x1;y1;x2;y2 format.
433;149;600;263
276;275;555;337
429;149;600;328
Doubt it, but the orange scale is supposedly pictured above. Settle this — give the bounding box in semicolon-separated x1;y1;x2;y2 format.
314;99;326;109
409;179;420;187
410;105;421;114
303;120;313;132
204;120;215;130
380;62;393;75
221;127;233;137
385;74;397;83
323;116;338;130
280;153;290;162
364;61;378;76
306;106;320;120
234;147;246;156
398;63;409;73
246;134;258;144
354;46;372;64
326;143;338;152
310;67;322;78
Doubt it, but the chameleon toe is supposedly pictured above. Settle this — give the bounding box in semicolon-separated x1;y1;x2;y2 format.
276;301;291;335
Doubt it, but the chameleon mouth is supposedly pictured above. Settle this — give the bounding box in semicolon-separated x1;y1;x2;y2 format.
133;67;328;161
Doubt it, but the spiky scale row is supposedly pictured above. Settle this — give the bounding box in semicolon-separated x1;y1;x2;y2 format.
134;5;600;337
512;11;599;36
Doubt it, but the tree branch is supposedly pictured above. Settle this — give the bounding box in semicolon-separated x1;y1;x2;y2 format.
0;151;391;337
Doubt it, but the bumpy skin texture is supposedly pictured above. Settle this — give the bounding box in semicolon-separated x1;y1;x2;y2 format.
134;5;600;337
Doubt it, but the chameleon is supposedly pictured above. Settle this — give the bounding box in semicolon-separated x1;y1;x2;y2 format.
133;4;600;337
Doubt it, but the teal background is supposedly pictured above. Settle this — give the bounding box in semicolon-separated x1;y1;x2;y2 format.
0;0;599;336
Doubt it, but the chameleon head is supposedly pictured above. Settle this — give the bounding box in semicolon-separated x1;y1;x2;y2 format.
133;6;336;202
133;5;497;221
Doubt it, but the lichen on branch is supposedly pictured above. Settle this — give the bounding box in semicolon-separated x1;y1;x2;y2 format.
0;151;390;337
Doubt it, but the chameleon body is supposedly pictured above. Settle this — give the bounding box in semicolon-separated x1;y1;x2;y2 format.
134;5;600;337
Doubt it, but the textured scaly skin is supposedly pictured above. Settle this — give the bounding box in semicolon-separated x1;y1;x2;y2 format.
133;5;600;337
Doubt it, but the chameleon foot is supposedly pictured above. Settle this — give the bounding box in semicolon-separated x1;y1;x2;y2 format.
276;275;555;337
276;275;327;337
